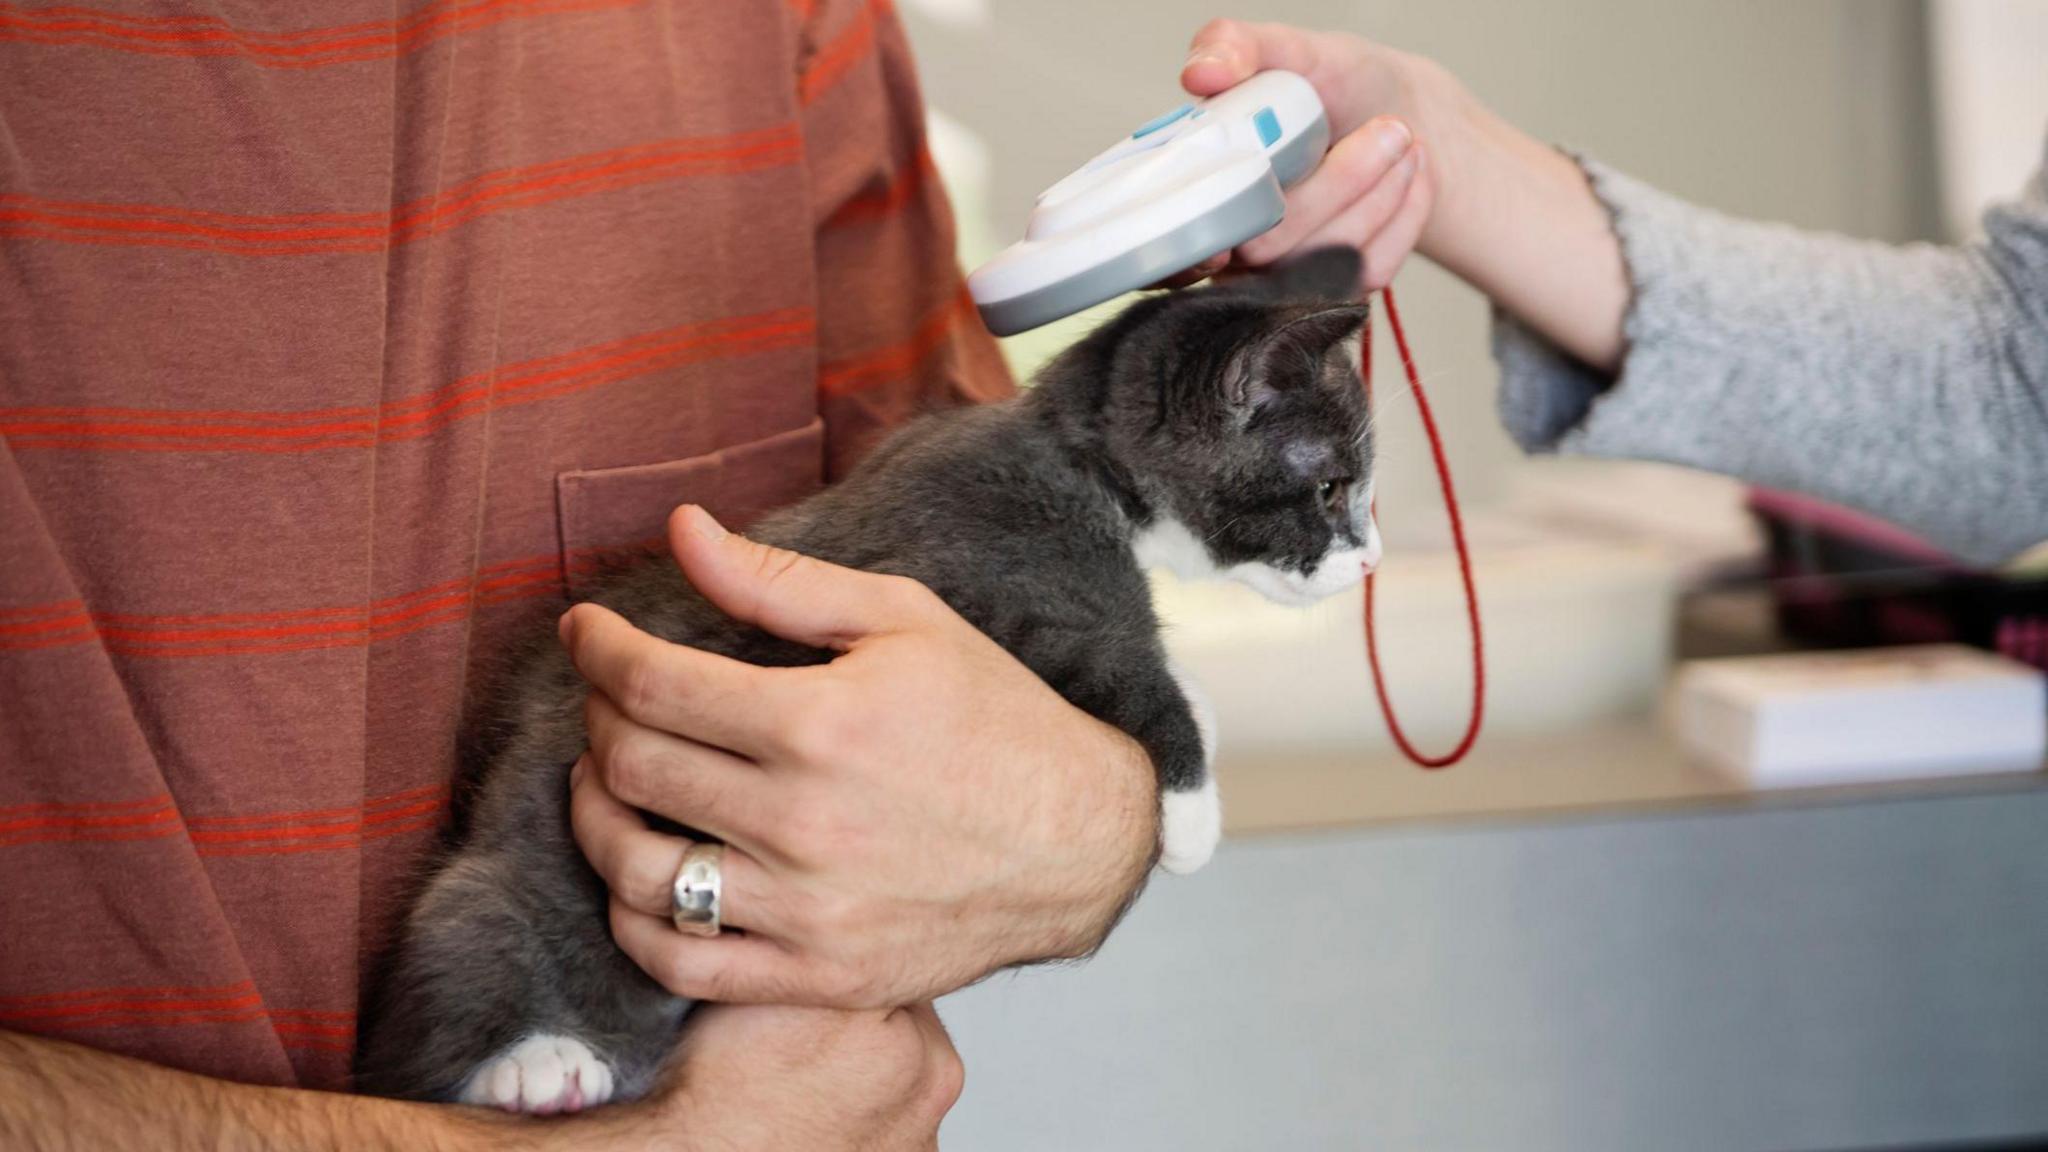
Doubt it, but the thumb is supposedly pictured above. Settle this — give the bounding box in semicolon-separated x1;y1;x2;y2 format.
1182;19;1317;95
1181;19;1256;95
666;504;930;650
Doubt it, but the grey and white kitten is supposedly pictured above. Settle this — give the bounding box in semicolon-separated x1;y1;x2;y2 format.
355;247;1382;1111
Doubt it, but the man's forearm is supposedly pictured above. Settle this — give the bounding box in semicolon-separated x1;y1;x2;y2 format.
0;1030;518;1152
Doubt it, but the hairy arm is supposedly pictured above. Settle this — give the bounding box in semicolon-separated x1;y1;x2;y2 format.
0;1030;517;1152
2;1002;959;1152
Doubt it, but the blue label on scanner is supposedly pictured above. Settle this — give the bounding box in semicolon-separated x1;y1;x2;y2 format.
1253;106;1281;147
1133;103;1194;139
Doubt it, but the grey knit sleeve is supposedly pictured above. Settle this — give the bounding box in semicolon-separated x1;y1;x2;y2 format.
1492;135;2048;567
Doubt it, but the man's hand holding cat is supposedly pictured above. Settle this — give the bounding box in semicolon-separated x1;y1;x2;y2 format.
570;1004;962;1152
560;504;1158;1008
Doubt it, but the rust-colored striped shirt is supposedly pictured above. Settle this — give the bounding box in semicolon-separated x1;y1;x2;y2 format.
0;0;1010;1091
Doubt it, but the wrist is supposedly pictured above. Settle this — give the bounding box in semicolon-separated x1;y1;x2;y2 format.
1030;727;1156;962
1398;52;1628;369
1401;55;1494;269
439;1110;549;1152
322;1091;546;1152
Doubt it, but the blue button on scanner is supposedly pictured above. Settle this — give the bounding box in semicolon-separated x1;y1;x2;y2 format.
1253;106;1281;147
1132;103;1194;139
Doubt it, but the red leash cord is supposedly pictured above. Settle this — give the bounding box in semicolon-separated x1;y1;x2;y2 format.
1360;287;1485;768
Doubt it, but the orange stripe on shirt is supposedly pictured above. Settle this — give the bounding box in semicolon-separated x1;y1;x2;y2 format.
1;306;816;455
184;785;449;833
0;982;272;1033
0;535;667;660
0;802;177;836
194;810;448;857
0;599;84;621
798;0;888;106
189;795;448;850
0;0;646;68
0;126;789;237
0;127;801;256
0;798;181;848
0;786;452;853
824;145;936;228
0;984;355;1046
818;286;977;397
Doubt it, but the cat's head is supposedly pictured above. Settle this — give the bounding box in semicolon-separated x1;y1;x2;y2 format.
1051;247;1380;607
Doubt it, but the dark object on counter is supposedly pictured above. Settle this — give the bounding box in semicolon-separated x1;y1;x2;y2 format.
1751;489;2048;671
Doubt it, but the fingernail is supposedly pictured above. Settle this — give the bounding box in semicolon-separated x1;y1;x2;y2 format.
687;505;728;542
570;755;587;790
1371;118;1414;164
1184;45;1230;71
557;608;578;649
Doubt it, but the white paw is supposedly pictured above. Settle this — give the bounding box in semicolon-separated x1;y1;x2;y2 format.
1167;658;1218;770
459;1033;615;1115
1158;777;1222;875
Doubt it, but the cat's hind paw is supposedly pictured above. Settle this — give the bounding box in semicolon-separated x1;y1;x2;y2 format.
1158;777;1222;874
459;1034;615;1115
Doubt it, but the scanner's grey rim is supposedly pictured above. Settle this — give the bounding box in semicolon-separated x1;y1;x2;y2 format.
975;111;1329;337
975;176;1282;336
1269;110;1330;188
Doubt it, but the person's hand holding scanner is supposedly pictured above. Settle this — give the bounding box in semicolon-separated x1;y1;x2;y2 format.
1176;20;1630;370
1172;20;1434;291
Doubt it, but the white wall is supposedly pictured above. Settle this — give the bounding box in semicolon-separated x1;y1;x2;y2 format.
1930;0;2048;239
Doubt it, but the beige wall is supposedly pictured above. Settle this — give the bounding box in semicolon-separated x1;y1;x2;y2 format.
901;1;1941;520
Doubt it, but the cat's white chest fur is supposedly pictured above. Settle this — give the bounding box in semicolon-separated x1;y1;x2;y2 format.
1131;514;1219;580
1130;499;1381;874
1130;522;1227;874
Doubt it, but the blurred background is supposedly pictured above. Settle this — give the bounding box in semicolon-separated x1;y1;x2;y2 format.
897;1;2048;1149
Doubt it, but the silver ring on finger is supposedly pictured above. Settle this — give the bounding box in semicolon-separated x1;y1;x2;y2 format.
670;842;724;938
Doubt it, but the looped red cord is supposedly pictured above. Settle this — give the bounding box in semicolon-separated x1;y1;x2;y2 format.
1360;286;1485;768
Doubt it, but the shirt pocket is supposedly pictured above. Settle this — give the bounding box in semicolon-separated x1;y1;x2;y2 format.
555;418;824;598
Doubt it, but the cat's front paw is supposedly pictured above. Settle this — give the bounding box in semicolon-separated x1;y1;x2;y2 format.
459;1034;615;1114
1158;777;1221;874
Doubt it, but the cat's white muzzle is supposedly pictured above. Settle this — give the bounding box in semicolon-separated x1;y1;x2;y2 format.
1133;513;1382;607
1228;517;1381;607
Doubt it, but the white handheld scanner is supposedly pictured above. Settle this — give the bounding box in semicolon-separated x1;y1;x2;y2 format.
967;71;1329;337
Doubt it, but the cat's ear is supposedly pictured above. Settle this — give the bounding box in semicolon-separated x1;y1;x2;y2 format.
1221;344;1278;418
1225;303;1369;418
1250;246;1364;303
1274;304;1371;356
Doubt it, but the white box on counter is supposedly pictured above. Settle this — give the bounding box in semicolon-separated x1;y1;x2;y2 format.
1674;644;2047;788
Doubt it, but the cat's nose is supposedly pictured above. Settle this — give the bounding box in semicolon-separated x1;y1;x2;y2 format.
1360;520;1383;572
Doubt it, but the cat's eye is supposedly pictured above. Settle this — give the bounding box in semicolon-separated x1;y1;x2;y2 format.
1316;477;1352;515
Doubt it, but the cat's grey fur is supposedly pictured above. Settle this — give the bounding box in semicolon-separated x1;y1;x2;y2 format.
355;247;1379;1108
